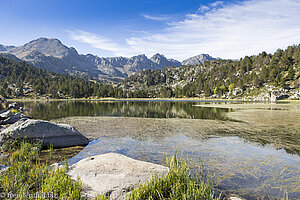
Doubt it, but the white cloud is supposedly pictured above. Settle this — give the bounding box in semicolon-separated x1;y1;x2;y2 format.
211;1;224;7
67;30;135;56
68;0;300;60
198;5;210;12
142;14;171;21
127;0;300;60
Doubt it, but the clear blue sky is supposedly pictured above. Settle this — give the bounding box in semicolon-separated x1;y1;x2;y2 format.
0;0;299;60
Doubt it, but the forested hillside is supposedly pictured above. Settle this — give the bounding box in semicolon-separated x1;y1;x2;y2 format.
0;56;125;98
1;44;299;100
123;44;300;100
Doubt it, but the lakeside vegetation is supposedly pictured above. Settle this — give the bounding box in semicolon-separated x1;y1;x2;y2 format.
0;141;217;200
128;155;217;200
0;140;83;199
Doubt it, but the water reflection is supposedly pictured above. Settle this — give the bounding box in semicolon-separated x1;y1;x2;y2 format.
19;100;229;120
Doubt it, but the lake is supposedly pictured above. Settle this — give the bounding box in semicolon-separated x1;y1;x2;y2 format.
18;100;300;200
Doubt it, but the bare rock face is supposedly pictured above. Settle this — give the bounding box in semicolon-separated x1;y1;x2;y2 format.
0;119;89;148
68;153;169;199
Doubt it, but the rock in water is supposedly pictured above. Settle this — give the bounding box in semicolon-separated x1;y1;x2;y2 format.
68;153;169;199
0;119;89;148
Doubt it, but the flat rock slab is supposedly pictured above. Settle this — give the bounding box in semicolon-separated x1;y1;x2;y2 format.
0;119;89;148
68;153;169;199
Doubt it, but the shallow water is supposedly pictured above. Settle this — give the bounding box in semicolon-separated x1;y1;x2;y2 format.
69;135;300;199
17;100;300;199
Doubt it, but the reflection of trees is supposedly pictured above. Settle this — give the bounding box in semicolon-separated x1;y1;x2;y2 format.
21;101;229;120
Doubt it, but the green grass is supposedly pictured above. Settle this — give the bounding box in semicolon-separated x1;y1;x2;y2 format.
0;141;83;200
127;155;218;200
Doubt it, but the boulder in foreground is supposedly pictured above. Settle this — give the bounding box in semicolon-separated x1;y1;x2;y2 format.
68;153;169;199
0;119;89;148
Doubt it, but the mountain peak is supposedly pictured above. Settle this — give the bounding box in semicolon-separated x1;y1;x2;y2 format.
182;54;216;66
2;37;76;59
16;37;72;57
151;53;166;60
150;53;181;68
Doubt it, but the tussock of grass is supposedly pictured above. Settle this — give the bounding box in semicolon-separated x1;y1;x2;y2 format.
0;141;83;199
128;155;217;200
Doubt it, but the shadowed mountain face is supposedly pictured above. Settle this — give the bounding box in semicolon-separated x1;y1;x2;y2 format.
0;38;215;82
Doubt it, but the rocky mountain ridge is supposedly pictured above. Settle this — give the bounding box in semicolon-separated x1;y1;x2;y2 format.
0;38;215;82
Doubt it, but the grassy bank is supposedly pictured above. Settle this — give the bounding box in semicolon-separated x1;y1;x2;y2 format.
0;141;217;200
0;141;83;199
128;155;217;200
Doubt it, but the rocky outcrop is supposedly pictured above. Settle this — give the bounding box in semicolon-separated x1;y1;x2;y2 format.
0;102;28;125
0;113;28;125
68;153;169;199
0;119;89;148
0;110;13;120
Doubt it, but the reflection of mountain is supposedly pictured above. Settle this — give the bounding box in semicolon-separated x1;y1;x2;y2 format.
21;101;228;120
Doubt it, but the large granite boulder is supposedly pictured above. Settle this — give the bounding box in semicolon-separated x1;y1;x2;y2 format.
0;119;89;148
68;153;169;199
